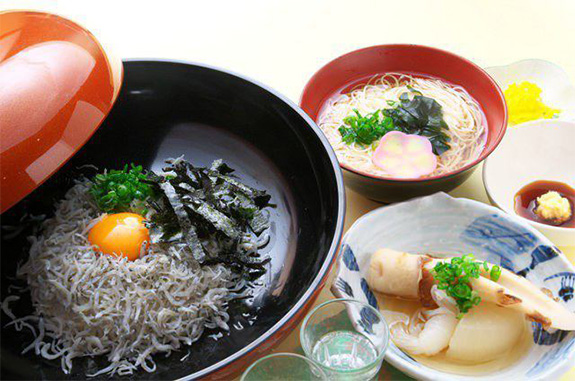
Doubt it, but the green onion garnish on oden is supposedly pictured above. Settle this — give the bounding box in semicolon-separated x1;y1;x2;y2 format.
431;253;501;318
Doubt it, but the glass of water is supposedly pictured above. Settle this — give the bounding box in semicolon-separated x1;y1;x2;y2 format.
241;353;328;381
300;298;389;380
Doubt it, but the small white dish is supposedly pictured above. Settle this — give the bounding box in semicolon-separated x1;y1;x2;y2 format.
483;119;575;246
332;193;575;381
486;59;575;123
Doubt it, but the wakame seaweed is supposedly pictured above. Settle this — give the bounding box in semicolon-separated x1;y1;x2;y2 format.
384;92;451;155
146;158;272;277
338;91;452;155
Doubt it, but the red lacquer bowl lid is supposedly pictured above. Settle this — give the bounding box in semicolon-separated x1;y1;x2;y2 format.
0;11;123;213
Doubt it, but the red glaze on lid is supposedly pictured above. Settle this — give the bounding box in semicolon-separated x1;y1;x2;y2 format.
0;11;122;213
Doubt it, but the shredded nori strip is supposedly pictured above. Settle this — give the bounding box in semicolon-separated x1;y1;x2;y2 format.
158;181;207;263
249;210;269;235
210;159;235;175
147;158;272;277
185;194;240;240
211;174;272;208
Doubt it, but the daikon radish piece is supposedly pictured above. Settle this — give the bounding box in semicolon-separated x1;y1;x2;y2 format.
446;303;525;362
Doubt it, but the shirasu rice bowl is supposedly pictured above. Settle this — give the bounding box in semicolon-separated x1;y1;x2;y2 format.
2;174;266;376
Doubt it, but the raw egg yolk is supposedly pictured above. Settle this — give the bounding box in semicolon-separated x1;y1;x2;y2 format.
88;213;150;261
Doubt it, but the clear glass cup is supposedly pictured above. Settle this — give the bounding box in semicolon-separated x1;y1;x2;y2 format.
241;353;328;381
300;298;389;380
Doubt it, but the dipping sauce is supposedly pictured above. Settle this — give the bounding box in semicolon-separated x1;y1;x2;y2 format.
514;180;575;228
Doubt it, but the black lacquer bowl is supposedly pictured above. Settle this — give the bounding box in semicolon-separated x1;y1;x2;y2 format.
0;60;345;380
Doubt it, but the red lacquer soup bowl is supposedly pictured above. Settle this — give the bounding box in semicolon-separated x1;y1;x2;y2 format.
300;44;508;203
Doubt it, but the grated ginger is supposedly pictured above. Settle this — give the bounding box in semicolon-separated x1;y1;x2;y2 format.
535;191;572;224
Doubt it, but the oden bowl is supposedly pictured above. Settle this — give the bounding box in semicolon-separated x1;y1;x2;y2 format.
333;193;575;380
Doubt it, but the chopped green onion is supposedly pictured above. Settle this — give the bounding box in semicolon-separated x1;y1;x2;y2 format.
90;164;154;213
431;254;501;318
338;109;395;146
490;265;502;282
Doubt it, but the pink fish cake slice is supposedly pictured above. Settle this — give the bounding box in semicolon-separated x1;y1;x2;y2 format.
372;131;437;179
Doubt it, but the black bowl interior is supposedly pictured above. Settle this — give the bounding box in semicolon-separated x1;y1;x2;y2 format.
1;60;344;380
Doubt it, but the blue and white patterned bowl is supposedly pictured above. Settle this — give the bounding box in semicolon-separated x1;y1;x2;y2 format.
332;193;575;381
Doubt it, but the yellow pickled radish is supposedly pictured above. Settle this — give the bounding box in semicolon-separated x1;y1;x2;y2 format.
504;81;560;125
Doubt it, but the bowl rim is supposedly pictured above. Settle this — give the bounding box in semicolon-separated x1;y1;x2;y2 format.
300;43;509;183
336;192;575;381
483;119;575;235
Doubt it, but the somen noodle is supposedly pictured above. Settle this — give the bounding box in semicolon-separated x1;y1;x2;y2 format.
318;73;486;178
